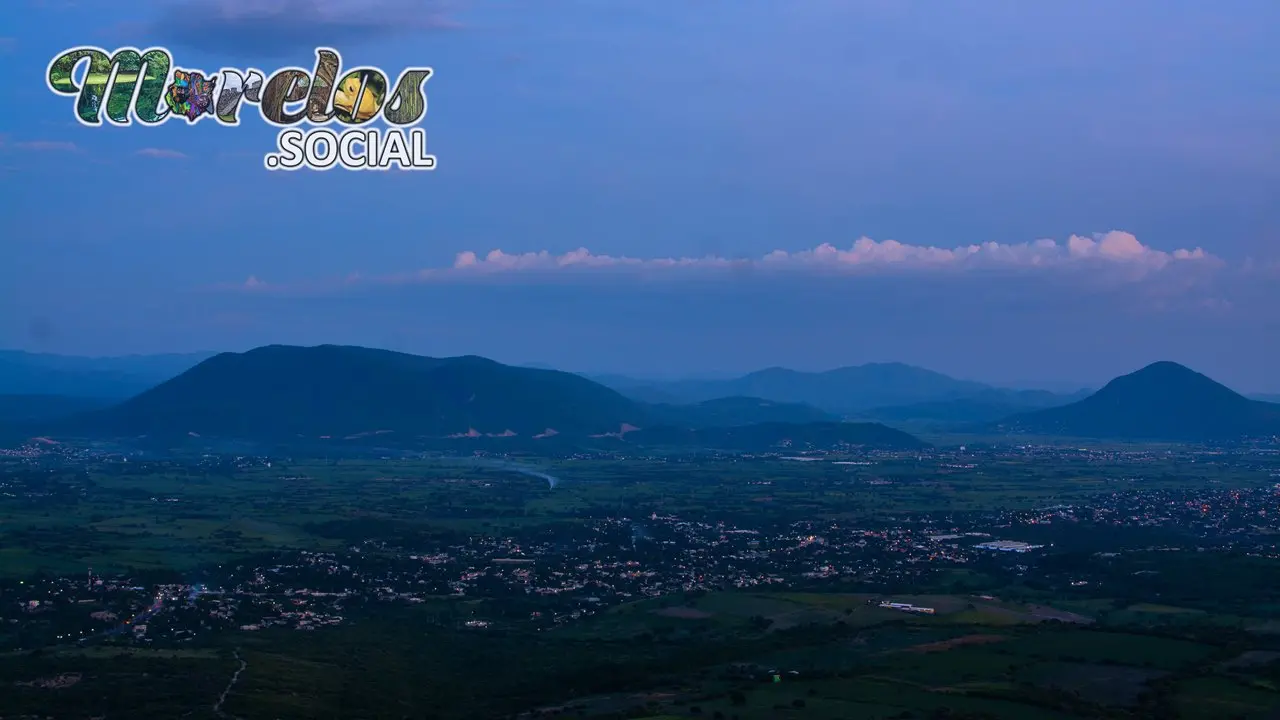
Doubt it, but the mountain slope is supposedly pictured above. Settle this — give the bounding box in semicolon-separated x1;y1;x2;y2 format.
605;363;990;412
58;345;647;439
998;362;1280;441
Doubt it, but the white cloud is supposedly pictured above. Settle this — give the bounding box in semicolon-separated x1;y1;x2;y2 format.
214;231;1218;295
446;231;1212;276
136;148;188;159
13;140;78;152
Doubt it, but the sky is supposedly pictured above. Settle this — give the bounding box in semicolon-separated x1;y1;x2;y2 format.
2;0;1279;390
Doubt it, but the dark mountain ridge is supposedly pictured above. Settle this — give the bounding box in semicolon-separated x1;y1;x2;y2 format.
47;345;920;451
59;345;644;439
998;361;1280;441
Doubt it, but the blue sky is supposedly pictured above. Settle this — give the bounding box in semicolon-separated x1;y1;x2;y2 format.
2;0;1278;390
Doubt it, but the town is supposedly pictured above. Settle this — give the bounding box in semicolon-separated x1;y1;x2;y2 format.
6;468;1279;652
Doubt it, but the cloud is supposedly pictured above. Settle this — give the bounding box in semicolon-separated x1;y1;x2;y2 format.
1242;258;1280;278
136;148;188;159
215;231;1218;295
13;140;78;152
139;0;462;56
446;231;1211;275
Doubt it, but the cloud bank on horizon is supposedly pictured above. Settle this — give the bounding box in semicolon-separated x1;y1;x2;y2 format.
452;231;1210;273
224;231;1215;291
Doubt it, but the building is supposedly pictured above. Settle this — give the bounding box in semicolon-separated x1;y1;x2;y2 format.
975;540;1043;553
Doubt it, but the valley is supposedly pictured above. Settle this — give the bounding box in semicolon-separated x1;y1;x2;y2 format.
1;346;1279;718
3;440;1280;718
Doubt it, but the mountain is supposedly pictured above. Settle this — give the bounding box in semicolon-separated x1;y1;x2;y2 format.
602;363;991;412
997;362;1280;441
624;421;926;451
55;345;647;440
646;396;837;427
861;388;1091;426
0;350;212;398
1250;393;1280;404
36;345;926;451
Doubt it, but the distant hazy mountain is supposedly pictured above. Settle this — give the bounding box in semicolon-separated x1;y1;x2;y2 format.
996;380;1094;394
607;385;687;405
861;388;1091;426
0;350;212;398
625;421;925;451
584;374;717;404
0;394;113;423
600;362;991;412
998;362;1280;441
1250;393;1280;404
646;396;838;427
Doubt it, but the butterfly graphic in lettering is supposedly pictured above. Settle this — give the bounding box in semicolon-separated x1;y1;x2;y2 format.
165;69;218;122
